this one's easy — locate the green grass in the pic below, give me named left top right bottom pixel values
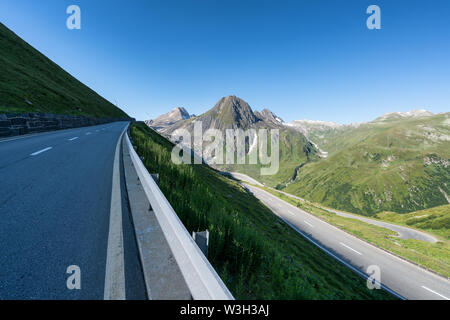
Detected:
left=261, top=186, right=450, bottom=278
left=0, top=22, right=129, bottom=118
left=284, top=114, right=450, bottom=215
left=219, top=128, right=316, bottom=187
left=377, top=205, right=450, bottom=240
left=130, top=122, right=393, bottom=300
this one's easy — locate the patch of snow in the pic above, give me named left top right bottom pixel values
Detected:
left=248, top=132, right=258, bottom=154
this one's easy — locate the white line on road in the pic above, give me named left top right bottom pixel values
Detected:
left=304, top=220, right=314, bottom=228
left=104, top=124, right=128, bottom=300
left=30, top=147, right=53, bottom=156
left=339, top=242, right=362, bottom=255
left=68, top=137, right=79, bottom=141
left=421, top=286, right=450, bottom=300
left=278, top=217, right=404, bottom=299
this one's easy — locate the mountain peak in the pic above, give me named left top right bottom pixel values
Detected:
left=170, top=107, right=191, bottom=120
left=147, top=106, right=191, bottom=129
left=255, top=108, right=284, bottom=125
left=209, top=95, right=257, bottom=129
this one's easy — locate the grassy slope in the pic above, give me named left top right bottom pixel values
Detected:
left=377, top=204, right=450, bottom=240
left=0, top=23, right=129, bottom=118
left=130, top=122, right=392, bottom=300
left=262, top=187, right=450, bottom=277
left=285, top=114, right=450, bottom=215
left=220, top=128, right=317, bottom=187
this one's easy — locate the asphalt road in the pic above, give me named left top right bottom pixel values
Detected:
left=244, top=183, right=450, bottom=300
left=0, top=122, right=146, bottom=299
left=273, top=188, right=438, bottom=243
left=228, top=172, right=437, bottom=242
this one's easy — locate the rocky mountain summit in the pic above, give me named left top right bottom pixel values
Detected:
left=145, top=107, right=191, bottom=131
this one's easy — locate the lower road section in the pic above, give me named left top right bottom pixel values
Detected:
left=244, top=184, right=450, bottom=300
left=0, top=122, right=146, bottom=299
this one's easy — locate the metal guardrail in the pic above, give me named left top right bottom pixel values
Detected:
left=125, top=132, right=234, bottom=300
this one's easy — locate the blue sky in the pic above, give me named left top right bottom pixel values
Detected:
left=1, top=0, right=449, bottom=123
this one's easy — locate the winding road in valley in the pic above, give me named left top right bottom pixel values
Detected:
left=243, top=183, right=450, bottom=300
left=229, top=172, right=437, bottom=242
left=273, top=188, right=438, bottom=243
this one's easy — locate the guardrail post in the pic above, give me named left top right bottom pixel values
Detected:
left=192, top=230, right=209, bottom=258
left=151, top=173, right=159, bottom=185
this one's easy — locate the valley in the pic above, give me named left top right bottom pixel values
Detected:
left=257, top=184, right=450, bottom=278
left=148, top=101, right=449, bottom=217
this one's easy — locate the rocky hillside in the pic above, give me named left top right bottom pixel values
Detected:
left=285, top=112, right=450, bottom=215
left=145, top=107, right=191, bottom=131
left=148, top=95, right=319, bottom=186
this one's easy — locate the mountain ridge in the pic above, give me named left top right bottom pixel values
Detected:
left=147, top=95, right=319, bottom=186
left=0, top=22, right=129, bottom=119
left=285, top=112, right=450, bottom=215
left=147, top=100, right=449, bottom=215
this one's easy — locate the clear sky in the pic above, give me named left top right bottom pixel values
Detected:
left=1, top=0, right=449, bottom=123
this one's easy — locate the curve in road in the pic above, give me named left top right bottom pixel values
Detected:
left=274, top=189, right=438, bottom=243
left=225, top=172, right=437, bottom=243
left=243, top=183, right=450, bottom=300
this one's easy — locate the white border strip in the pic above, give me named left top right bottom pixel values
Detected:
left=125, top=131, right=233, bottom=300
left=421, top=286, right=450, bottom=300
left=104, top=124, right=128, bottom=300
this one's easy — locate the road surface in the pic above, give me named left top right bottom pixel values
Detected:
left=244, top=183, right=450, bottom=300
left=226, top=171, right=436, bottom=243
left=0, top=122, right=146, bottom=299
left=273, top=188, right=438, bottom=243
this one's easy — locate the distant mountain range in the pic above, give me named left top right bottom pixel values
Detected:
left=147, top=96, right=319, bottom=186
left=287, top=110, right=449, bottom=215
left=147, top=97, right=449, bottom=215
left=374, top=109, right=435, bottom=122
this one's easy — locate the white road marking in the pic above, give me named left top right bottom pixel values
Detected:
left=421, top=286, right=450, bottom=300
left=68, top=137, right=79, bottom=141
left=104, top=125, right=128, bottom=300
left=287, top=210, right=295, bottom=216
left=0, top=127, right=82, bottom=144
left=277, top=217, right=405, bottom=299
left=339, top=242, right=362, bottom=255
left=30, top=147, right=52, bottom=156
left=304, top=220, right=314, bottom=228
